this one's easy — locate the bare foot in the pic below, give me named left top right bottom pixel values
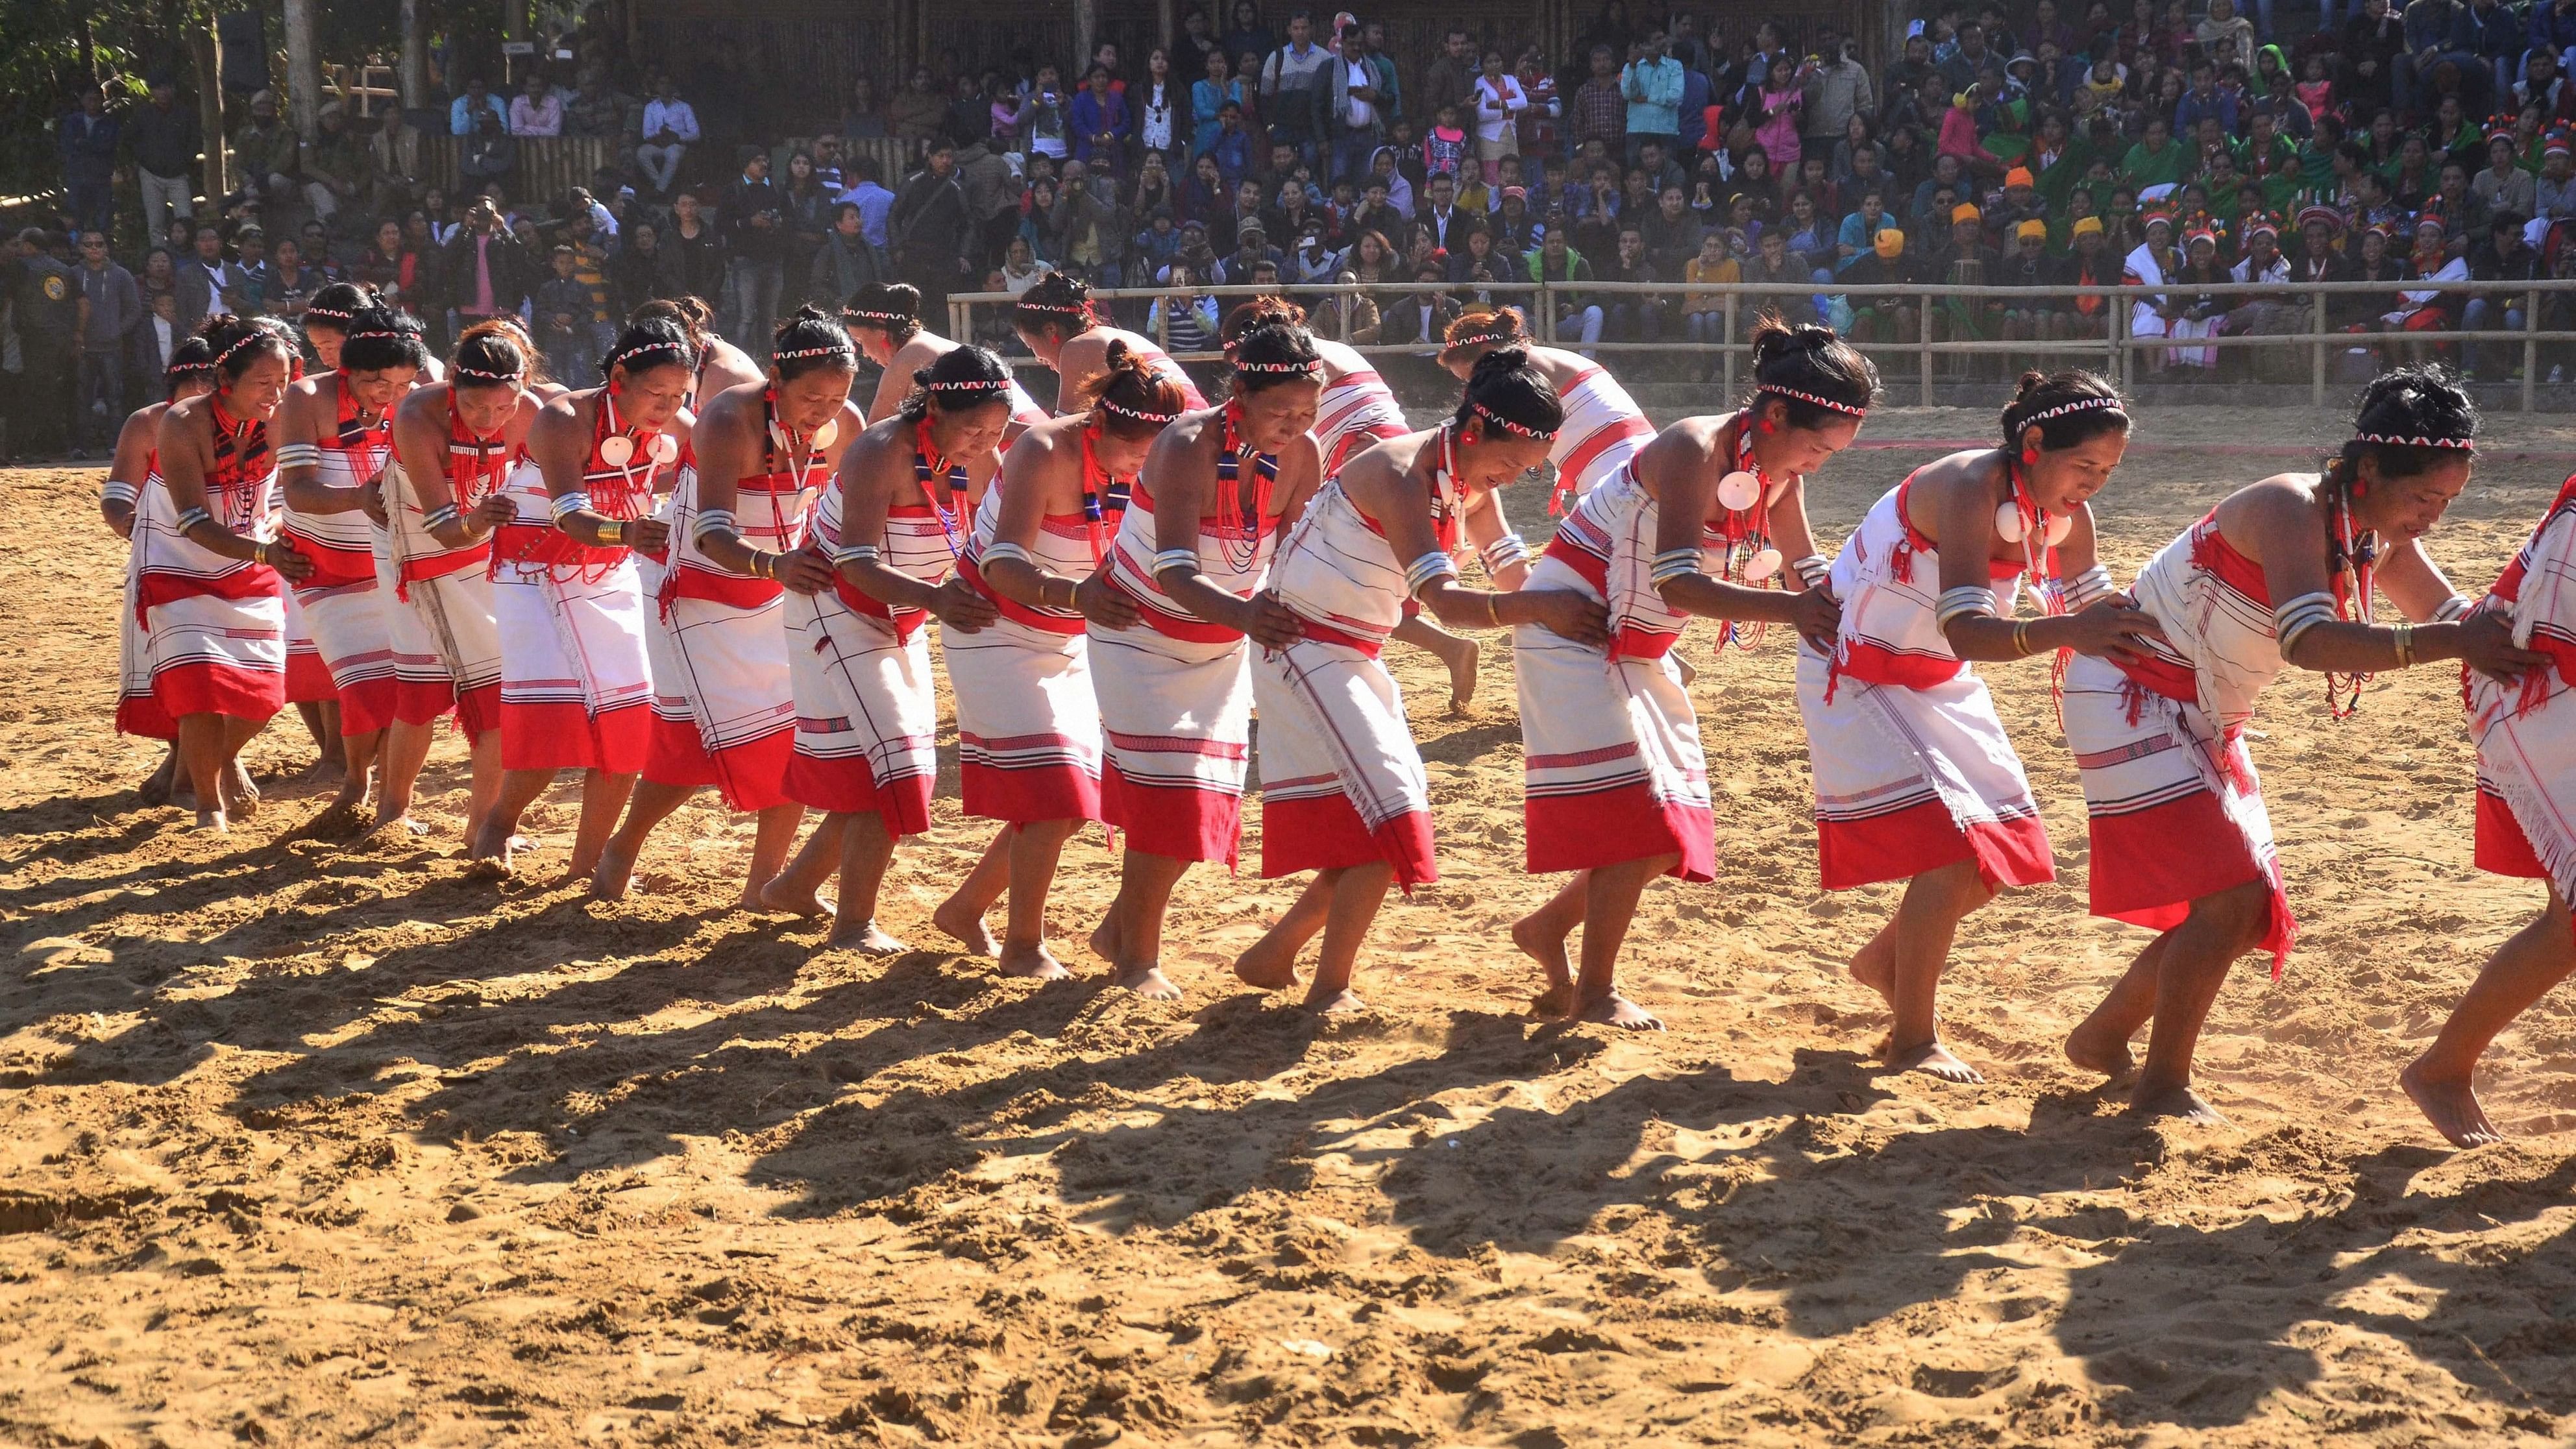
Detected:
left=2065, top=1017, right=2137, bottom=1079
left=1000, top=939, right=1070, bottom=980
left=223, top=760, right=262, bottom=819
left=1887, top=1040, right=1984, bottom=1084
left=299, top=755, right=344, bottom=788
left=138, top=751, right=178, bottom=807
left=752, top=876, right=835, bottom=918
left=2401, top=1060, right=2501, bottom=1148
left=1528, top=980, right=1577, bottom=1019
left=589, top=842, right=639, bottom=901
left=1578, top=990, right=1663, bottom=1030
left=1440, top=634, right=1481, bottom=714
left=933, top=895, right=1001, bottom=956
left=1305, top=985, right=1367, bottom=1014
left=1088, top=914, right=1123, bottom=965
left=357, top=813, right=432, bottom=843
left=308, top=792, right=371, bottom=839
left=1848, top=949, right=1895, bottom=1006
left=826, top=919, right=907, bottom=955
left=2129, top=1084, right=2230, bottom=1126
left=464, top=821, right=519, bottom=879
left=1233, top=936, right=1301, bottom=992
left=191, top=807, right=229, bottom=834
left=1112, top=964, right=1182, bottom=1001
left=1510, top=913, right=1575, bottom=990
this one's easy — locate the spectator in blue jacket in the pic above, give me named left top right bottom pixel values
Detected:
left=58, top=88, right=119, bottom=238
left=2533, top=0, right=2576, bottom=79
left=1070, top=66, right=1129, bottom=171
left=448, top=77, right=509, bottom=136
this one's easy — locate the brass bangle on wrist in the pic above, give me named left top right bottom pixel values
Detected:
left=597, top=518, right=624, bottom=547
left=2392, top=620, right=2416, bottom=668
left=2011, top=620, right=2033, bottom=658
left=1484, top=591, right=1501, bottom=628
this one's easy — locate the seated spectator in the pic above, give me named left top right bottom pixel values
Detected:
left=1527, top=226, right=1600, bottom=351
left=1841, top=225, right=1920, bottom=345
left=460, top=106, right=519, bottom=189
left=448, top=77, right=508, bottom=136
left=231, top=89, right=302, bottom=218
left=511, top=70, right=564, bottom=137
left=637, top=77, right=700, bottom=197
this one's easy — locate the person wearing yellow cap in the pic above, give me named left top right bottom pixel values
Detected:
left=2065, top=214, right=2121, bottom=331
left=1929, top=201, right=2002, bottom=375
left=1999, top=216, right=2070, bottom=345
left=1839, top=224, right=1919, bottom=345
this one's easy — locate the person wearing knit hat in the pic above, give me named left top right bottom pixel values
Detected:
left=1931, top=197, right=2004, bottom=368
left=1840, top=223, right=1920, bottom=345
left=2070, top=215, right=2104, bottom=239
left=1952, top=201, right=1981, bottom=225
left=2000, top=213, right=2068, bottom=343
left=1876, top=227, right=1905, bottom=258
left=2124, top=209, right=2182, bottom=370
left=2222, top=215, right=2301, bottom=375
left=2004, top=167, right=2035, bottom=192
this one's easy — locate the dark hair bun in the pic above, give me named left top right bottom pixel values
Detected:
left=2002, top=369, right=2129, bottom=452
left=1454, top=345, right=1565, bottom=439
left=1747, top=311, right=1878, bottom=428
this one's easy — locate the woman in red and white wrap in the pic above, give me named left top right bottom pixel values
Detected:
left=104, top=338, right=218, bottom=803
left=473, top=316, right=695, bottom=879
left=1009, top=270, right=1209, bottom=415
left=1222, top=297, right=1486, bottom=711
left=1798, top=371, right=2165, bottom=1084
left=2410, top=445, right=2576, bottom=1146
left=591, top=306, right=864, bottom=910
left=380, top=320, right=544, bottom=849
left=840, top=281, right=1051, bottom=436
left=278, top=291, right=371, bottom=781
left=1517, top=320, right=1872, bottom=1029
left=1436, top=305, right=1652, bottom=517
left=137, top=315, right=302, bottom=831
left=1234, top=348, right=1598, bottom=1015
left=787, top=345, right=1012, bottom=952
left=938, top=343, right=1188, bottom=984
left=1085, top=321, right=1324, bottom=997
left=2045, top=369, right=2527, bottom=1124
left=275, top=302, right=433, bottom=834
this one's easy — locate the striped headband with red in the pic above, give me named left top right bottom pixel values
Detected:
left=1234, top=359, right=1318, bottom=375
left=2357, top=432, right=2475, bottom=449
left=1471, top=400, right=1558, bottom=441
left=1018, top=300, right=1092, bottom=314
left=169, top=358, right=217, bottom=374
left=609, top=339, right=692, bottom=369
left=306, top=306, right=357, bottom=322
left=924, top=378, right=1011, bottom=392
left=842, top=308, right=911, bottom=323
left=456, top=365, right=522, bottom=381
left=214, top=331, right=275, bottom=365
left=1761, top=386, right=1869, bottom=417
left=2024, top=395, right=2125, bottom=423
left=344, top=330, right=410, bottom=343
left=1099, top=397, right=1183, bottom=423
left=774, top=343, right=852, bottom=361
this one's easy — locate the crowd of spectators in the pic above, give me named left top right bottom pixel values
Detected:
left=14, top=0, right=2576, bottom=458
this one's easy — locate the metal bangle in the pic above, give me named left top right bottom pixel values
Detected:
left=2012, top=620, right=2033, bottom=658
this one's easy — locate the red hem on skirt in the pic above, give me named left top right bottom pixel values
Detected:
left=1261, top=792, right=1438, bottom=888
left=783, top=751, right=933, bottom=835
left=961, top=760, right=1104, bottom=825
left=1820, top=799, right=2054, bottom=890
left=2477, top=788, right=2551, bottom=879
left=1527, top=783, right=1715, bottom=881
left=336, top=675, right=399, bottom=738
left=117, top=693, right=178, bottom=741
left=392, top=676, right=456, bottom=729
left=1102, top=763, right=1239, bottom=866
left=2087, top=792, right=2263, bottom=921
left=154, top=661, right=284, bottom=722
left=502, top=700, right=598, bottom=772
left=646, top=717, right=792, bottom=813
left=455, top=683, right=501, bottom=744
left=284, top=648, right=336, bottom=704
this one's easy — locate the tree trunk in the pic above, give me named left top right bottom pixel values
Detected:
left=1074, top=0, right=1096, bottom=79
left=284, top=0, right=321, bottom=141
left=400, top=0, right=430, bottom=109
left=193, top=14, right=230, bottom=202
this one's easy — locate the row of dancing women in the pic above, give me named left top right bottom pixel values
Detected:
left=102, top=270, right=2576, bottom=1145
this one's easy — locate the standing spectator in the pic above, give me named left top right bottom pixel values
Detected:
left=782, top=151, right=835, bottom=304
left=809, top=202, right=887, bottom=302
left=637, top=78, right=701, bottom=197
left=509, top=69, right=564, bottom=136
left=946, top=74, right=994, bottom=150
left=610, top=220, right=667, bottom=315
left=1471, top=50, right=1528, bottom=186
left=1072, top=64, right=1132, bottom=171
left=1012, top=65, right=1073, bottom=162
left=73, top=231, right=138, bottom=454
left=1423, top=28, right=1478, bottom=127
left=1137, top=48, right=1187, bottom=169
left=1180, top=6, right=1225, bottom=77
left=658, top=189, right=729, bottom=302
left=888, top=64, right=948, bottom=152
left=442, top=195, right=532, bottom=339
left=174, top=223, right=230, bottom=334
left=535, top=245, right=595, bottom=385
left=448, top=77, right=508, bottom=136
left=1194, top=48, right=1243, bottom=156
left=352, top=217, right=413, bottom=304
left=228, top=228, right=273, bottom=315
left=129, top=291, right=181, bottom=401
left=1260, top=10, right=1331, bottom=167
left=1515, top=51, right=1562, bottom=158
left=889, top=137, right=974, bottom=320
left=125, top=77, right=201, bottom=243
left=1330, top=22, right=1393, bottom=186
left=266, top=236, right=318, bottom=324
left=721, top=149, right=787, bottom=352
left=839, top=156, right=897, bottom=250
left=1223, top=0, right=1277, bottom=67
left=1803, top=34, right=1876, bottom=165
left=231, top=90, right=302, bottom=219
left=1619, top=32, right=1683, bottom=163
left=13, top=230, right=79, bottom=457
left=1571, top=45, right=1626, bottom=158
left=363, top=106, right=427, bottom=221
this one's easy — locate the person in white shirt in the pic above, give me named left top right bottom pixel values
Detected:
left=1471, top=49, right=1528, bottom=185
left=637, top=79, right=700, bottom=196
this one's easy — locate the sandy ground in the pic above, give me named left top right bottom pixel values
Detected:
left=7, top=404, right=2576, bottom=1447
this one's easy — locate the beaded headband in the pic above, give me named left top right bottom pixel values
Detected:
left=214, top=330, right=277, bottom=365
left=306, top=306, right=356, bottom=322
left=343, top=329, right=411, bottom=343
left=2357, top=432, right=2475, bottom=449
left=1445, top=328, right=1518, bottom=349
left=168, top=358, right=217, bottom=374
left=1470, top=400, right=1558, bottom=440
left=609, top=339, right=691, bottom=370
left=2023, top=395, right=2126, bottom=424
left=774, top=343, right=853, bottom=361
left=1018, top=300, right=1092, bottom=314
left=456, top=364, right=522, bottom=381
left=1234, top=359, right=1319, bottom=375
left=842, top=308, right=911, bottom=323
left=1760, top=385, right=1869, bottom=417
left=1099, top=397, right=1183, bottom=423
left=923, top=378, right=1011, bottom=392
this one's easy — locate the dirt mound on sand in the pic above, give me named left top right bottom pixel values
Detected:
left=7, top=405, right=2576, bottom=1445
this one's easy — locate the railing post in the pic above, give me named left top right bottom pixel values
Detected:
left=1539, top=282, right=1557, bottom=345
left=1919, top=292, right=1934, bottom=408
left=2105, top=289, right=2122, bottom=388
left=1156, top=292, right=1171, bottom=352
left=1338, top=285, right=1352, bottom=343
left=2526, top=286, right=2541, bottom=414
left=2311, top=286, right=2327, bottom=409
left=950, top=295, right=970, bottom=345
left=1723, top=290, right=1738, bottom=400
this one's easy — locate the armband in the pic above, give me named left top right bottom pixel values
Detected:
left=421, top=503, right=461, bottom=533
left=173, top=505, right=212, bottom=535
left=1152, top=547, right=1200, bottom=579
left=2272, top=590, right=2338, bottom=655
left=101, top=480, right=138, bottom=509
left=982, top=540, right=1035, bottom=569
left=1649, top=546, right=1702, bottom=586
left=1405, top=550, right=1460, bottom=598
left=833, top=542, right=881, bottom=566
left=272, top=441, right=323, bottom=472
left=2433, top=594, right=2472, bottom=624
left=691, top=507, right=739, bottom=544
left=1478, top=531, right=1529, bottom=574
left=2061, top=563, right=2113, bottom=611
left=595, top=518, right=626, bottom=547
left=550, top=491, right=592, bottom=520
left=1790, top=554, right=1832, bottom=590
left=1935, top=585, right=1998, bottom=626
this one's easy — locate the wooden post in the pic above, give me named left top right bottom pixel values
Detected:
left=1160, top=0, right=1177, bottom=48
left=1075, top=0, right=1099, bottom=78
left=2526, top=286, right=2541, bottom=413
left=1919, top=291, right=1933, bottom=407
left=1721, top=291, right=1737, bottom=398
left=284, top=0, right=321, bottom=141
left=2311, top=286, right=2327, bottom=408
left=2107, top=287, right=2124, bottom=388
left=400, top=0, right=430, bottom=109
left=193, top=15, right=230, bottom=203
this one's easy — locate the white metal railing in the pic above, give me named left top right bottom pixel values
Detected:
left=949, top=277, right=2576, bottom=412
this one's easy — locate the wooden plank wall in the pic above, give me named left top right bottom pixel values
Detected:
left=422, top=136, right=624, bottom=212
